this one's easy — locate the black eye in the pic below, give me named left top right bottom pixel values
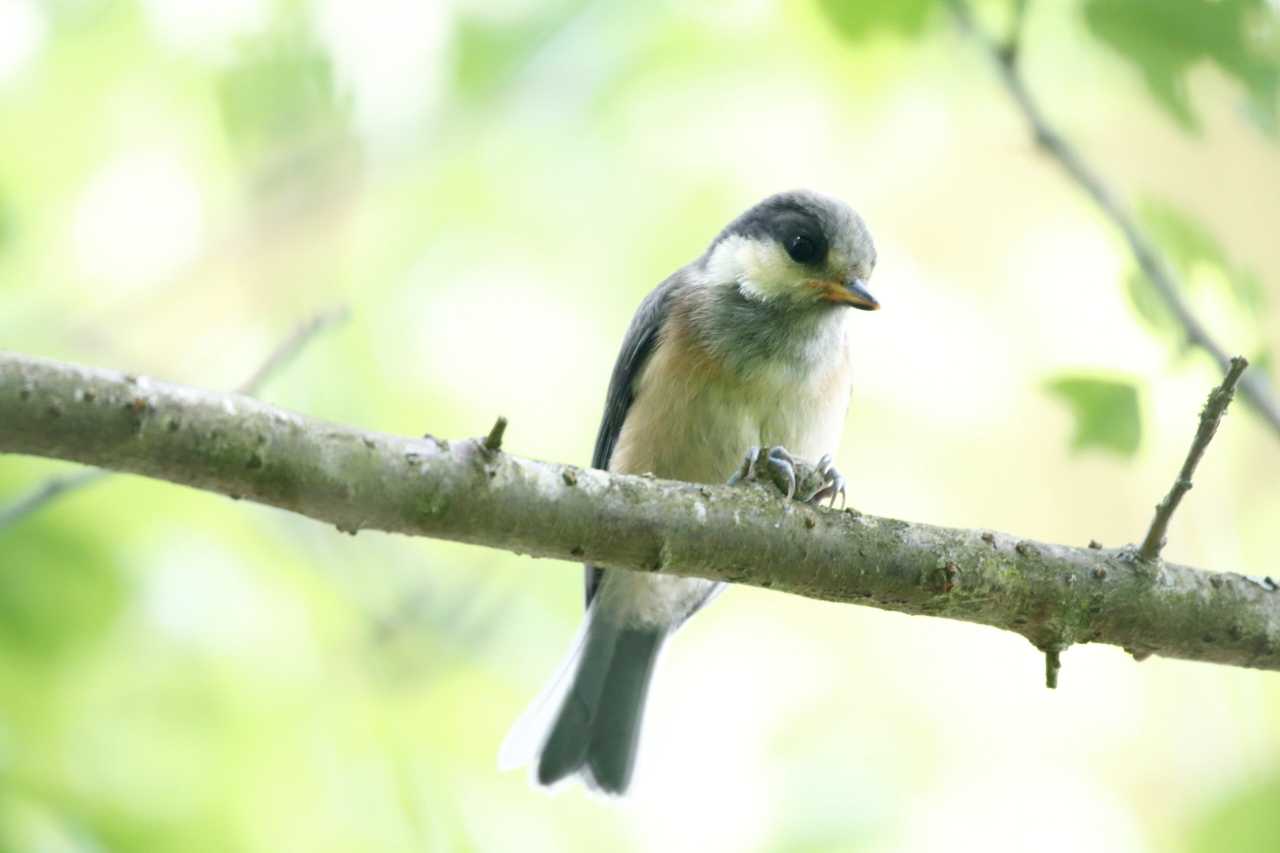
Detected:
left=786, top=233, right=821, bottom=264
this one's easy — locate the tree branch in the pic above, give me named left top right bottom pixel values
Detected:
left=0, top=308, right=347, bottom=530
left=1139, top=356, right=1248, bottom=561
left=2, top=351, right=1277, bottom=675
left=945, top=0, right=1280, bottom=437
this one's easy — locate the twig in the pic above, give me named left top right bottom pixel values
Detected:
left=0, top=469, right=108, bottom=529
left=999, top=0, right=1030, bottom=66
left=945, top=0, right=1280, bottom=437
left=482, top=415, right=509, bottom=455
left=1139, top=356, right=1249, bottom=561
left=1044, top=645, right=1061, bottom=689
left=236, top=307, right=349, bottom=395
left=2, top=351, right=1278, bottom=673
left=0, top=308, right=347, bottom=531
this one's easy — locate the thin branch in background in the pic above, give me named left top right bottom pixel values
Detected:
left=945, top=0, right=1280, bottom=437
left=236, top=307, right=349, bottom=395
left=1139, top=356, right=1248, bottom=562
left=0, top=307, right=349, bottom=531
left=999, top=0, right=1030, bottom=64
left=0, top=469, right=108, bottom=529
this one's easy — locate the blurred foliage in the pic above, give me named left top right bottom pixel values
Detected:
left=1126, top=200, right=1271, bottom=363
left=0, top=518, right=122, bottom=661
left=217, top=26, right=351, bottom=169
left=817, top=0, right=938, bottom=41
left=0, top=189, right=12, bottom=255
left=1083, top=0, right=1280, bottom=134
left=452, top=3, right=582, bottom=100
left=1188, top=769, right=1280, bottom=853
left=1044, top=376, right=1142, bottom=456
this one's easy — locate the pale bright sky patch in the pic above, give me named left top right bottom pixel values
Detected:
left=142, top=535, right=314, bottom=671
left=621, top=72, right=844, bottom=194
left=857, top=87, right=953, bottom=197
left=140, top=0, right=268, bottom=58
left=855, top=242, right=1021, bottom=426
left=624, top=614, right=836, bottom=851
left=681, top=0, right=776, bottom=32
left=451, top=0, right=542, bottom=25
left=0, top=0, right=46, bottom=84
left=400, top=253, right=606, bottom=423
left=897, top=770, right=1149, bottom=853
left=71, top=149, right=206, bottom=288
left=1005, top=221, right=1163, bottom=373
left=313, top=0, right=450, bottom=143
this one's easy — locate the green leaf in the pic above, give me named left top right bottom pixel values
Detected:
left=817, top=0, right=937, bottom=41
left=217, top=26, right=352, bottom=167
left=0, top=519, right=123, bottom=662
left=1140, top=199, right=1269, bottom=309
left=1188, top=767, right=1280, bottom=853
left=1082, top=0, right=1280, bottom=133
left=1044, top=375, right=1142, bottom=456
left=1124, top=268, right=1179, bottom=337
left=1253, top=347, right=1274, bottom=378
left=1139, top=200, right=1229, bottom=270
left=451, top=2, right=588, bottom=100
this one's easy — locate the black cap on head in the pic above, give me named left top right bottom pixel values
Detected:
left=710, top=190, right=874, bottom=274
left=716, top=192, right=831, bottom=266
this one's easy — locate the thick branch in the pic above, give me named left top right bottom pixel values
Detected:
left=1140, top=356, right=1248, bottom=561
left=0, top=308, right=346, bottom=529
left=2, top=351, right=1278, bottom=672
left=946, top=0, right=1280, bottom=437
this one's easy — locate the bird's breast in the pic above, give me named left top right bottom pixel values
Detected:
left=609, top=311, right=853, bottom=485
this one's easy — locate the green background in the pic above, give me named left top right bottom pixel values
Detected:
left=1, top=1, right=1279, bottom=850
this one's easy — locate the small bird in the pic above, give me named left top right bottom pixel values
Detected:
left=502, top=190, right=878, bottom=794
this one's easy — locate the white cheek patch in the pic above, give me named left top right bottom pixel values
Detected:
left=702, top=235, right=805, bottom=303
left=698, top=235, right=749, bottom=287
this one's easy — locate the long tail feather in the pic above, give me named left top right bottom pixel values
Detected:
left=507, top=607, right=663, bottom=795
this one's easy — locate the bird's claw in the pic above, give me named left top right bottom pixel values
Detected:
left=810, top=453, right=847, bottom=508
left=729, top=446, right=844, bottom=506
left=728, top=445, right=796, bottom=498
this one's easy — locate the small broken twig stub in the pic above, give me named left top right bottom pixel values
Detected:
left=482, top=415, right=509, bottom=454
left=1139, top=356, right=1248, bottom=562
left=1044, top=645, right=1063, bottom=689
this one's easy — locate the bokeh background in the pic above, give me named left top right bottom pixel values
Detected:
left=2, top=0, right=1279, bottom=850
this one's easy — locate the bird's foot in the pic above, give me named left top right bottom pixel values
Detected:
left=728, top=446, right=845, bottom=507
left=809, top=454, right=847, bottom=508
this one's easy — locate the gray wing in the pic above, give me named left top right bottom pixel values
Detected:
left=584, top=274, right=682, bottom=606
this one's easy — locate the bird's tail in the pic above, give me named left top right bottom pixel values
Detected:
left=500, top=605, right=664, bottom=795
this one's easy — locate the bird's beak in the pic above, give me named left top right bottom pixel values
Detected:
left=822, top=277, right=878, bottom=311
left=843, top=278, right=879, bottom=311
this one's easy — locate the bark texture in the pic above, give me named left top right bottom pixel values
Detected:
left=3, top=351, right=1278, bottom=674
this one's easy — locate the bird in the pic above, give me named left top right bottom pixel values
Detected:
left=501, top=189, right=879, bottom=795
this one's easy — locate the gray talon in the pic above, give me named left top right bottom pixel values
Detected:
left=729, top=445, right=843, bottom=507
left=767, top=446, right=795, bottom=466
left=728, top=446, right=761, bottom=486
left=809, top=459, right=847, bottom=508
left=764, top=448, right=797, bottom=499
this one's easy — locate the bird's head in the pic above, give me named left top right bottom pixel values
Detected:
left=701, top=190, right=878, bottom=312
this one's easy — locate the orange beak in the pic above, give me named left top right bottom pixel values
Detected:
left=816, top=278, right=879, bottom=311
